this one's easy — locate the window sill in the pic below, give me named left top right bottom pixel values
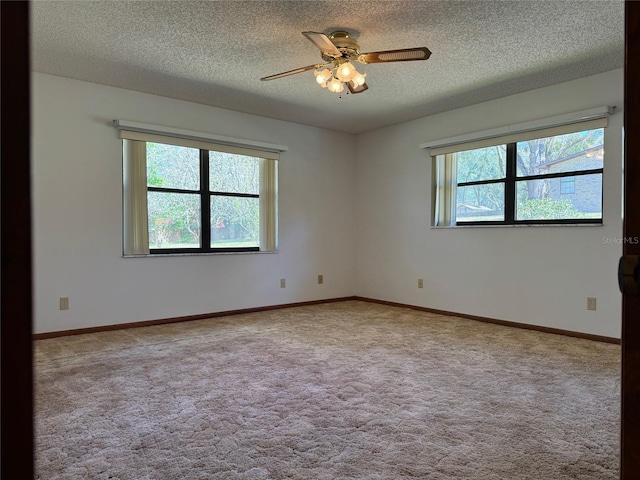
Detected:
left=430, top=223, right=604, bottom=229
left=123, top=250, right=278, bottom=258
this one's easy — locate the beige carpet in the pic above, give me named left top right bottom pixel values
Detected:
left=34, top=300, right=620, bottom=479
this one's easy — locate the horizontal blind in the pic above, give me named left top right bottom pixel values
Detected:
left=429, top=118, right=608, bottom=157
left=119, top=130, right=280, bottom=160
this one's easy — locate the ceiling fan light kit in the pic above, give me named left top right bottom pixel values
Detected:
left=261, top=30, right=431, bottom=97
left=313, top=60, right=367, bottom=95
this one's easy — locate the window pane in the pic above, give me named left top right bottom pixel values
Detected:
left=210, top=153, right=259, bottom=195
left=148, top=192, right=201, bottom=249
left=516, top=174, right=602, bottom=221
left=456, top=145, right=506, bottom=183
left=560, top=177, right=575, bottom=194
left=516, top=129, right=604, bottom=177
left=210, top=196, right=259, bottom=248
left=456, top=183, right=505, bottom=222
left=146, top=142, right=200, bottom=190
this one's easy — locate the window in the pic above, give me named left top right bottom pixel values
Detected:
left=146, top=143, right=263, bottom=252
left=560, top=177, right=575, bottom=195
left=455, top=145, right=507, bottom=223
left=432, top=118, right=605, bottom=226
left=120, top=125, right=281, bottom=255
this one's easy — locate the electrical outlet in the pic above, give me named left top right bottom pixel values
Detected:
left=418, top=278, right=424, bottom=289
left=59, top=297, right=69, bottom=310
left=280, top=278, right=286, bottom=288
left=318, top=274, right=324, bottom=285
left=587, top=297, right=597, bottom=311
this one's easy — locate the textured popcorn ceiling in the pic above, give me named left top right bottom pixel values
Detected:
left=31, top=0, right=624, bottom=134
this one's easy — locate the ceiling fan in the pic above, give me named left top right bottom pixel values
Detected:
left=260, top=31, right=431, bottom=95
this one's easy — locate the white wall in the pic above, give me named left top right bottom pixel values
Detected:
left=32, top=73, right=357, bottom=333
left=33, top=70, right=625, bottom=338
left=355, top=69, right=624, bottom=339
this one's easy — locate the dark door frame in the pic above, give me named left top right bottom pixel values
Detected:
left=621, top=2, right=640, bottom=478
left=0, top=1, right=34, bottom=479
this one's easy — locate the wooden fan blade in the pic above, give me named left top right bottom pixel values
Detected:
left=302, top=31, right=341, bottom=56
left=359, top=47, right=431, bottom=64
left=260, top=64, right=319, bottom=81
left=347, top=81, right=369, bottom=94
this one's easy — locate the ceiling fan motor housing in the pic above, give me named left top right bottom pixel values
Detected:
left=322, top=31, right=360, bottom=62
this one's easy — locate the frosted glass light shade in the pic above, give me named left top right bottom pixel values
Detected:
left=314, top=68, right=332, bottom=85
left=335, top=62, right=357, bottom=82
left=352, top=72, right=367, bottom=86
left=327, top=77, right=344, bottom=93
